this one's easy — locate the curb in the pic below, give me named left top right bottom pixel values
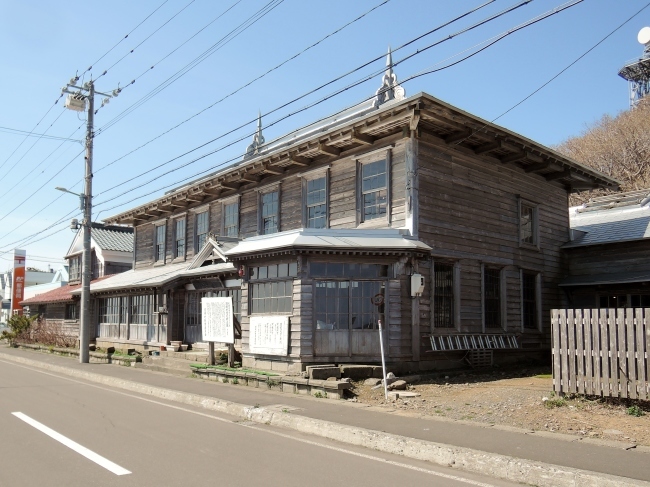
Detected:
left=1, top=351, right=648, bottom=487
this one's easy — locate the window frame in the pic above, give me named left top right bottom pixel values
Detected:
left=248, top=262, right=297, bottom=315
left=518, top=197, right=539, bottom=249
left=154, top=223, right=166, bottom=263
left=173, top=217, right=186, bottom=260
left=520, top=269, right=542, bottom=332
left=482, top=265, right=506, bottom=331
left=221, top=196, right=240, bottom=237
left=356, top=149, right=391, bottom=226
left=430, top=259, right=461, bottom=331
left=300, top=166, right=329, bottom=229
left=258, top=185, right=281, bottom=235
left=65, top=303, right=78, bottom=320
left=194, top=209, right=210, bottom=252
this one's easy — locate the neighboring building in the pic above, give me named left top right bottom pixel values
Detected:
left=65, top=222, right=134, bottom=284
left=90, top=55, right=617, bottom=372
left=23, top=266, right=69, bottom=301
left=1, top=267, right=64, bottom=322
left=561, top=189, right=650, bottom=308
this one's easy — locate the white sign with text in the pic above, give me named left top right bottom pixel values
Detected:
left=201, top=297, right=234, bottom=343
left=249, top=316, right=289, bottom=355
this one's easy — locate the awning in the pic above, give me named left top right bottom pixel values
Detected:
left=559, top=271, right=650, bottom=287
left=225, top=228, right=432, bottom=257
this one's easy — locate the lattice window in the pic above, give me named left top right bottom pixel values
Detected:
left=306, top=176, right=326, bottom=229
left=361, top=159, right=387, bottom=221
left=175, top=219, right=185, bottom=258
left=522, top=272, right=537, bottom=329
left=196, top=211, right=209, bottom=250
left=223, top=202, right=239, bottom=237
left=261, top=191, right=279, bottom=235
left=433, top=262, right=454, bottom=329
left=484, top=268, right=501, bottom=329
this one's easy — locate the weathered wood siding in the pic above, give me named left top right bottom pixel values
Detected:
left=135, top=223, right=154, bottom=268
left=417, top=135, right=569, bottom=347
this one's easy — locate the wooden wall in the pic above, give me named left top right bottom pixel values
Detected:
left=416, top=134, right=570, bottom=347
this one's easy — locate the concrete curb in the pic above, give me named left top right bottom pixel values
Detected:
left=1, top=351, right=648, bottom=487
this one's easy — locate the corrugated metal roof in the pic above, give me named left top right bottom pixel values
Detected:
left=559, top=270, right=650, bottom=287
left=565, top=204, right=650, bottom=248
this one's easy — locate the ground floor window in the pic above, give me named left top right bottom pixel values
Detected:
left=250, top=281, right=292, bottom=314
left=315, top=280, right=384, bottom=330
left=600, top=294, right=650, bottom=308
left=65, top=303, right=78, bottom=320
left=484, top=268, right=501, bottom=329
left=521, top=272, right=538, bottom=330
left=433, top=262, right=454, bottom=329
left=99, top=297, right=123, bottom=324
left=131, top=295, right=152, bottom=325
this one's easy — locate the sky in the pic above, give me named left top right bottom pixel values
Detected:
left=0, top=0, right=648, bottom=273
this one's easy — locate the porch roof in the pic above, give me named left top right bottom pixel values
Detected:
left=559, top=270, right=650, bottom=287
left=73, top=261, right=236, bottom=294
left=225, top=228, right=432, bottom=258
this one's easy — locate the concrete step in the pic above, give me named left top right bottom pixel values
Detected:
left=133, top=362, right=194, bottom=377
left=141, top=356, right=200, bottom=371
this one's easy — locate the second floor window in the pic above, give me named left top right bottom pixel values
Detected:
left=155, top=225, right=165, bottom=262
left=361, top=159, right=387, bottom=221
left=261, top=190, right=279, bottom=234
left=306, top=176, right=327, bottom=229
left=69, top=256, right=81, bottom=281
left=520, top=202, right=538, bottom=246
left=175, top=219, right=185, bottom=258
left=196, top=211, right=209, bottom=251
left=223, top=202, right=239, bottom=237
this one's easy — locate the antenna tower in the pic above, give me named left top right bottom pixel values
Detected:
left=618, top=27, right=650, bottom=108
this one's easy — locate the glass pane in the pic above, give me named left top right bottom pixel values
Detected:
left=258, top=266, right=267, bottom=279
left=289, top=261, right=298, bottom=277
left=268, top=264, right=278, bottom=278
left=328, top=263, right=344, bottom=277
left=278, top=263, right=288, bottom=277
left=311, top=262, right=327, bottom=277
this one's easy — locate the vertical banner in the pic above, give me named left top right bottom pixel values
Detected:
left=11, top=249, right=26, bottom=315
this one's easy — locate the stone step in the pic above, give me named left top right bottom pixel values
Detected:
left=133, top=363, right=193, bottom=377
left=141, top=356, right=201, bottom=372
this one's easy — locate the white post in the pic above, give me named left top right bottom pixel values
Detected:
left=378, top=319, right=388, bottom=400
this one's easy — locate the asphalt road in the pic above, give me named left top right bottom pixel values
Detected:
left=0, top=359, right=525, bottom=487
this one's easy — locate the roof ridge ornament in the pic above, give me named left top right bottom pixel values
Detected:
left=374, top=47, right=405, bottom=108
left=244, top=111, right=265, bottom=160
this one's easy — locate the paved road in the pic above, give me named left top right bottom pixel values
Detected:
left=0, top=360, right=522, bottom=487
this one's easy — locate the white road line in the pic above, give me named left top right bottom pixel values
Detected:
left=3, top=360, right=498, bottom=486
left=11, top=412, right=131, bottom=476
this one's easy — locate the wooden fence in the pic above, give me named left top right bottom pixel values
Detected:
left=551, top=308, right=649, bottom=400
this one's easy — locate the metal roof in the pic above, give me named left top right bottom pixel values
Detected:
left=559, top=270, right=650, bottom=287
left=225, top=228, right=432, bottom=257
left=91, top=224, right=134, bottom=252
left=565, top=192, right=650, bottom=248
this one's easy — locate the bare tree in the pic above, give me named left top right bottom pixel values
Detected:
left=555, top=98, right=650, bottom=205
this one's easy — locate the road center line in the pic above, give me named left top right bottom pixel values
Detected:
left=11, top=412, right=131, bottom=476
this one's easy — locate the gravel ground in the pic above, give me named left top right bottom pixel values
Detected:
left=350, top=367, right=650, bottom=446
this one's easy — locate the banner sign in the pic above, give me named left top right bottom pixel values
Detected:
left=249, top=316, right=289, bottom=356
left=11, top=249, right=26, bottom=315
left=201, top=297, right=234, bottom=343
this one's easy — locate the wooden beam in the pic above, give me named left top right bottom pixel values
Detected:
left=289, top=155, right=310, bottom=166
left=316, top=143, right=340, bottom=157
left=263, top=164, right=285, bottom=175
left=569, top=182, right=597, bottom=191
left=409, top=109, right=421, bottom=132
left=202, top=186, right=222, bottom=196
left=474, top=139, right=502, bottom=155
left=524, top=161, right=552, bottom=173
left=350, top=129, right=374, bottom=145
left=444, top=130, right=472, bottom=145
left=185, top=194, right=204, bottom=203
left=220, top=181, right=241, bottom=191
left=545, top=169, right=572, bottom=181
left=239, top=172, right=261, bottom=183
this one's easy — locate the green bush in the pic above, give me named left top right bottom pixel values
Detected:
left=627, top=405, right=645, bottom=417
left=1, top=314, right=38, bottom=346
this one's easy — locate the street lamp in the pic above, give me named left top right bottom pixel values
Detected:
left=55, top=187, right=86, bottom=212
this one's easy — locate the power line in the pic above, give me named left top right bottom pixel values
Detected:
left=94, top=0, right=583, bottom=217
left=96, top=0, right=285, bottom=134
left=94, top=0, right=396, bottom=176
left=96, top=0, right=523, bottom=197
left=94, top=0, right=200, bottom=82
left=0, top=126, right=82, bottom=142
left=80, top=0, right=171, bottom=78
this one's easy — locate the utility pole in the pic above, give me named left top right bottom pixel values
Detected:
left=62, top=76, right=117, bottom=363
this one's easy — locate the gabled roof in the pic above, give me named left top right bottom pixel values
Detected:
left=66, top=223, right=133, bottom=257
left=565, top=189, right=650, bottom=248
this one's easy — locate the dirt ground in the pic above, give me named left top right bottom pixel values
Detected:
left=350, top=366, right=650, bottom=446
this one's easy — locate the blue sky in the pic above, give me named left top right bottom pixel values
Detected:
left=0, top=0, right=648, bottom=272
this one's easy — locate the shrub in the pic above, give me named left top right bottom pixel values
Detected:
left=1, top=314, right=37, bottom=346
left=627, top=405, right=645, bottom=417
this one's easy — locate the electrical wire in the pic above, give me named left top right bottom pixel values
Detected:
left=94, top=0, right=583, bottom=216
left=96, top=0, right=285, bottom=134
left=95, top=0, right=527, bottom=197
left=0, top=126, right=82, bottom=142
left=94, top=0, right=398, bottom=176
left=94, top=0, right=200, bottom=82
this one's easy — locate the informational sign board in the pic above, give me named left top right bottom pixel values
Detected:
left=11, top=249, right=26, bottom=315
left=201, top=297, right=234, bottom=343
left=249, top=316, right=289, bottom=356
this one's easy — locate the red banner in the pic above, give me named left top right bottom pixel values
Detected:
left=11, top=249, right=26, bottom=315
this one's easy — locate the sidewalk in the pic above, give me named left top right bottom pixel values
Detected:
left=1, top=345, right=647, bottom=487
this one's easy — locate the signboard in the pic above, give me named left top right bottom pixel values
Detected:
left=11, top=249, right=26, bottom=315
left=201, top=297, right=234, bottom=343
left=249, top=316, right=289, bottom=356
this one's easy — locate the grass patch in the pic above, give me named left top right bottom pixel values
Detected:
left=189, top=363, right=279, bottom=376
left=534, top=373, right=552, bottom=379
left=627, top=405, right=645, bottom=417
left=544, top=397, right=567, bottom=409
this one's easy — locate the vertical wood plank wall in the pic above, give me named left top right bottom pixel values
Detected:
left=417, top=135, right=569, bottom=344
left=552, top=308, right=649, bottom=399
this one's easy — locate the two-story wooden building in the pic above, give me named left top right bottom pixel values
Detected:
left=92, top=59, right=618, bottom=372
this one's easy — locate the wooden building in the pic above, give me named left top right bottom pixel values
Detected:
left=95, top=56, right=618, bottom=372
left=562, top=189, right=650, bottom=309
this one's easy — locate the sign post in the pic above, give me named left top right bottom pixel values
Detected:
left=201, top=296, right=235, bottom=366
left=11, top=250, right=26, bottom=316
